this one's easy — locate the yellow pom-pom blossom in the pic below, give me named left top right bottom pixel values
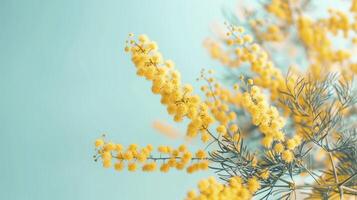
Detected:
left=94, top=139, right=104, bottom=148
left=285, top=135, right=302, bottom=151
left=273, top=142, right=284, bottom=153
left=281, top=150, right=294, bottom=163
left=259, top=169, right=270, bottom=180
left=266, top=0, right=293, bottom=23
left=247, top=177, right=261, bottom=193
left=216, top=125, right=227, bottom=135
left=128, top=162, right=137, bottom=172
left=142, top=162, right=157, bottom=172
left=114, top=162, right=124, bottom=171
left=103, top=159, right=111, bottom=168
left=195, top=149, right=206, bottom=159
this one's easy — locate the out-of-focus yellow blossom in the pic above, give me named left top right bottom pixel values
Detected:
left=185, top=176, right=254, bottom=200
left=352, top=0, right=357, bottom=13
left=152, top=120, right=182, bottom=139
left=266, top=0, right=293, bottom=23
left=95, top=139, right=104, bottom=148
left=206, top=25, right=286, bottom=101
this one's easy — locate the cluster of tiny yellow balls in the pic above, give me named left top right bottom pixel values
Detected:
left=242, top=83, right=285, bottom=148
left=157, top=145, right=209, bottom=173
left=125, top=34, right=215, bottom=142
left=185, top=176, right=260, bottom=200
left=240, top=81, right=303, bottom=163
left=199, top=71, right=240, bottom=140
left=206, top=0, right=357, bottom=101
left=95, top=139, right=153, bottom=171
left=240, top=79, right=302, bottom=163
left=266, top=0, right=293, bottom=23
left=94, top=138, right=209, bottom=173
left=228, top=25, right=287, bottom=102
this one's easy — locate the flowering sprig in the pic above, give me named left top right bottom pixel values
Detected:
left=92, top=1, right=357, bottom=199
left=94, top=136, right=209, bottom=173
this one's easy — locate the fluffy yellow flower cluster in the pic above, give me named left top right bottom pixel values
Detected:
left=186, top=149, right=209, bottom=173
left=200, top=73, right=240, bottom=138
left=297, top=7, right=357, bottom=81
left=326, top=9, right=350, bottom=37
left=203, top=81, right=235, bottom=126
left=238, top=80, right=303, bottom=163
left=298, top=16, right=347, bottom=62
left=271, top=137, right=301, bottom=164
left=206, top=0, right=357, bottom=96
left=231, top=27, right=286, bottom=101
left=125, top=34, right=215, bottom=141
left=241, top=84, right=285, bottom=148
left=185, top=176, right=260, bottom=200
left=203, top=39, right=239, bottom=67
left=94, top=138, right=209, bottom=173
left=274, top=130, right=302, bottom=164
left=206, top=25, right=286, bottom=101
left=265, top=0, right=292, bottom=23
left=157, top=145, right=209, bottom=173
left=252, top=23, right=285, bottom=42
left=352, top=0, right=357, bottom=13
left=95, top=138, right=153, bottom=171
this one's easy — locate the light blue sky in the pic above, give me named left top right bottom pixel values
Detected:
left=0, top=0, right=233, bottom=199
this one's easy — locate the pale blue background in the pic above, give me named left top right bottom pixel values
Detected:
left=1, top=1, right=347, bottom=200
left=0, top=0, right=231, bottom=200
